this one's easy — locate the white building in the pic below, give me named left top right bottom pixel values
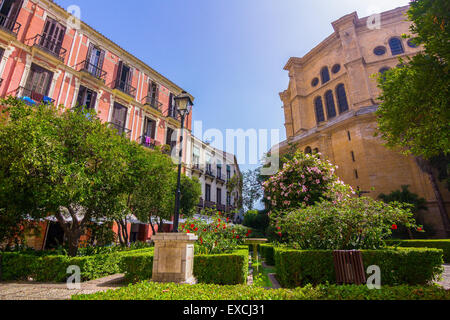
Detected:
left=185, top=134, right=243, bottom=222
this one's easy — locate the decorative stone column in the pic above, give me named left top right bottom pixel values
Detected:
left=152, top=233, right=198, bottom=284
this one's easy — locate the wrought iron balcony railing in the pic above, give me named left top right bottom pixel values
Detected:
left=108, top=122, right=131, bottom=139
left=113, top=79, right=136, bottom=98
left=143, top=96, right=163, bottom=111
left=204, top=201, right=216, bottom=209
left=140, top=135, right=160, bottom=149
left=75, top=60, right=107, bottom=80
left=0, top=14, right=21, bottom=36
left=191, top=163, right=203, bottom=173
left=28, top=34, right=67, bottom=61
left=13, top=86, right=55, bottom=105
left=205, top=168, right=215, bottom=178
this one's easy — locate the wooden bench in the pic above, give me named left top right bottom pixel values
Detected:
left=333, top=250, right=366, bottom=285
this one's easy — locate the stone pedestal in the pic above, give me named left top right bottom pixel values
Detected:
left=152, top=233, right=198, bottom=284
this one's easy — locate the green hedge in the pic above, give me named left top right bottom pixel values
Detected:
left=260, top=244, right=275, bottom=266
left=275, top=247, right=444, bottom=288
left=0, top=248, right=154, bottom=282
left=121, top=248, right=249, bottom=285
left=73, top=281, right=450, bottom=300
left=194, top=249, right=248, bottom=285
left=386, top=240, right=450, bottom=263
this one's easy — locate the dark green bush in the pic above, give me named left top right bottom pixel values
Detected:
left=0, top=248, right=154, bottom=282
left=260, top=244, right=275, bottom=266
left=243, top=210, right=269, bottom=232
left=72, top=281, right=450, bottom=300
left=120, top=248, right=249, bottom=285
left=274, top=247, right=444, bottom=288
left=385, top=240, right=450, bottom=263
left=194, top=249, right=248, bottom=285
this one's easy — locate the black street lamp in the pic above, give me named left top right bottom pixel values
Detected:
left=173, top=91, right=193, bottom=233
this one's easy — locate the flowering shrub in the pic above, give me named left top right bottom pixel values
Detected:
left=181, top=212, right=250, bottom=254
left=271, top=197, right=420, bottom=250
left=263, top=151, right=353, bottom=210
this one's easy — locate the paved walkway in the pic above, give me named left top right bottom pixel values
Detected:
left=436, top=264, right=450, bottom=290
left=0, top=274, right=126, bottom=300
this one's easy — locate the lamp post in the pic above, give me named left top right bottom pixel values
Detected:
left=173, top=91, right=193, bottom=233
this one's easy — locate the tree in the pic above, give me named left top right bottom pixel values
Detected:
left=179, top=175, right=202, bottom=217
left=242, top=169, right=263, bottom=211
left=0, top=98, right=130, bottom=256
left=375, top=0, right=450, bottom=236
left=379, top=185, right=428, bottom=239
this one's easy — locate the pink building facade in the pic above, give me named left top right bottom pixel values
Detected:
left=0, top=0, right=193, bottom=152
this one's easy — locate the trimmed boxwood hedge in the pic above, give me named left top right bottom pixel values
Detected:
left=121, top=248, right=249, bottom=285
left=386, top=240, right=450, bottom=263
left=274, top=247, right=444, bottom=288
left=0, top=248, right=154, bottom=282
left=72, top=281, right=450, bottom=300
left=194, top=249, right=248, bottom=285
left=260, top=244, right=275, bottom=266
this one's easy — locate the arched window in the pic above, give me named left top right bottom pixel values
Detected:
left=314, top=96, right=325, bottom=124
left=320, top=67, right=330, bottom=84
left=305, top=147, right=312, bottom=154
left=336, top=84, right=349, bottom=113
left=389, top=38, right=404, bottom=55
left=324, top=90, right=336, bottom=119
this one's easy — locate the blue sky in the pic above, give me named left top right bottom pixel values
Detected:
left=56, top=0, right=410, bottom=172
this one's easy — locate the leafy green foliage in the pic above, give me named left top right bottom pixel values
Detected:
left=376, top=0, right=450, bottom=159
left=260, top=244, right=275, bottom=266
left=243, top=210, right=270, bottom=233
left=180, top=175, right=202, bottom=216
left=385, top=239, right=450, bottom=263
left=272, top=197, right=419, bottom=250
left=0, top=248, right=154, bottom=282
left=274, top=247, right=444, bottom=288
left=73, top=281, right=450, bottom=300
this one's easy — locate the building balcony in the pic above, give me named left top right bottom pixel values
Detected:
left=216, top=174, right=226, bottom=184
left=205, top=169, right=215, bottom=179
left=191, top=163, right=203, bottom=174
left=204, top=201, right=216, bottom=209
left=28, top=34, right=67, bottom=61
left=0, top=14, right=21, bottom=36
left=13, top=86, right=55, bottom=105
left=217, top=204, right=226, bottom=212
left=75, top=60, right=107, bottom=81
left=108, top=122, right=131, bottom=139
left=143, top=96, right=162, bottom=112
left=197, top=198, right=204, bottom=208
left=140, top=135, right=160, bottom=149
left=113, top=79, right=136, bottom=98
left=226, top=205, right=235, bottom=213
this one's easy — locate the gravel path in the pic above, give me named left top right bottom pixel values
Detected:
left=0, top=274, right=126, bottom=300
left=436, top=264, right=450, bottom=290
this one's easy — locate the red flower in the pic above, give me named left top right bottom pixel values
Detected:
left=417, top=227, right=423, bottom=232
left=248, top=230, right=252, bottom=234
left=391, top=224, right=398, bottom=230
left=232, top=230, right=235, bottom=233
left=194, top=228, right=199, bottom=232
left=278, top=232, right=282, bottom=237
left=277, top=226, right=281, bottom=230
left=226, top=217, right=229, bottom=222
left=186, top=230, right=190, bottom=233
left=218, top=211, right=222, bottom=216
left=203, top=229, right=207, bottom=232
left=200, top=237, right=203, bottom=244
left=218, top=219, right=221, bottom=223
left=223, top=226, right=226, bottom=230
left=236, top=235, right=240, bottom=239
left=191, top=224, right=195, bottom=229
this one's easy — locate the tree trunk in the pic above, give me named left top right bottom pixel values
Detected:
left=416, top=157, right=450, bottom=237
left=67, top=232, right=81, bottom=257
left=149, top=218, right=157, bottom=236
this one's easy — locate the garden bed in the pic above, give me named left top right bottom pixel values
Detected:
left=122, top=247, right=249, bottom=285
left=72, top=281, right=450, bottom=300
left=274, top=247, right=444, bottom=288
